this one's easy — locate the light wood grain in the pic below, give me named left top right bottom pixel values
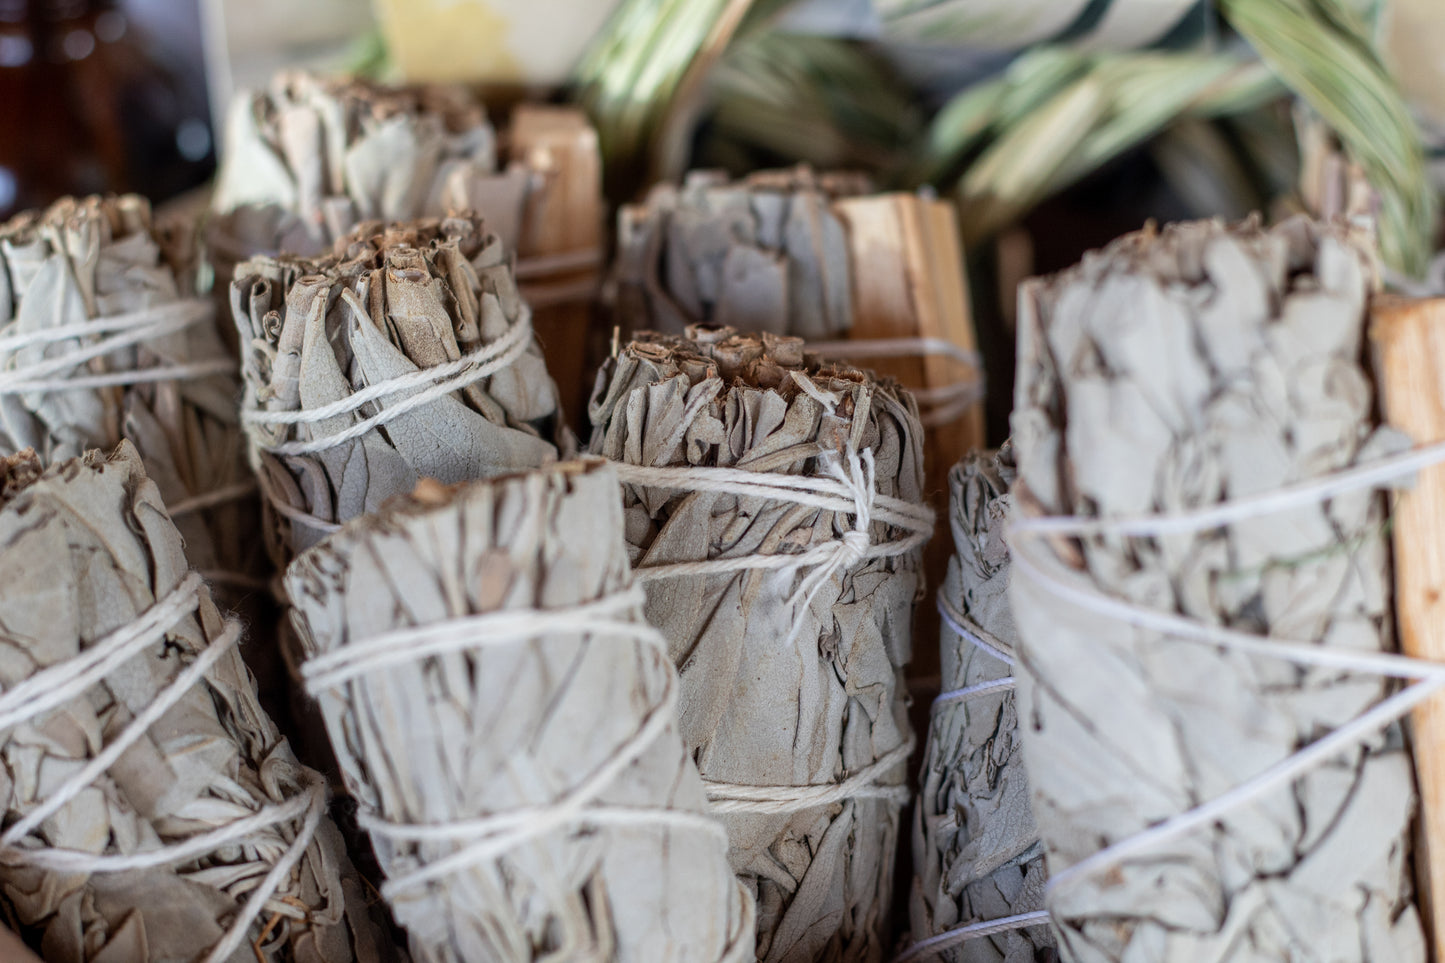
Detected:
left=510, top=105, right=604, bottom=428
left=1371, top=293, right=1445, bottom=950
left=836, top=194, right=986, bottom=679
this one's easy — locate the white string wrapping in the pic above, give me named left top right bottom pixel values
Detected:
left=0, top=299, right=233, bottom=394
left=891, top=597, right=1045, bottom=962
left=1007, top=438, right=1445, bottom=916
left=300, top=583, right=755, bottom=963
left=613, top=448, right=930, bottom=817
left=0, top=571, right=324, bottom=963
left=242, top=292, right=534, bottom=457
left=806, top=337, right=986, bottom=428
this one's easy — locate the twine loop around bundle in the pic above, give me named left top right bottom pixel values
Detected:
left=0, top=571, right=326, bottom=963
left=0, top=299, right=233, bottom=394
left=298, top=583, right=755, bottom=963
left=613, top=446, right=929, bottom=819
left=244, top=293, right=536, bottom=534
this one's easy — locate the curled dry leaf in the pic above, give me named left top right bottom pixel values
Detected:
left=910, top=445, right=1050, bottom=963
left=612, top=167, right=868, bottom=340
left=587, top=325, right=926, bottom=962
left=232, top=211, right=570, bottom=568
left=1009, top=217, right=1424, bottom=962
left=285, top=459, right=755, bottom=963
left=0, top=444, right=394, bottom=963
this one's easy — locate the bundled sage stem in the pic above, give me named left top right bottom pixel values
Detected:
left=612, top=167, right=866, bottom=340
left=1009, top=217, right=1424, bottom=961
left=231, top=212, right=569, bottom=569
left=909, top=446, right=1050, bottom=962
left=0, top=194, right=262, bottom=597
left=285, top=459, right=755, bottom=963
left=587, top=326, right=928, bottom=962
left=0, top=444, right=392, bottom=963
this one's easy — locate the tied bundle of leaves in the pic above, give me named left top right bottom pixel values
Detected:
left=286, top=460, right=756, bottom=963
left=0, top=444, right=393, bottom=963
left=211, top=71, right=533, bottom=268
left=0, top=195, right=258, bottom=592
left=588, top=326, right=927, bottom=962
left=1009, top=217, right=1422, bottom=961
left=232, top=212, right=568, bottom=566
left=613, top=167, right=866, bottom=341
left=910, top=445, right=1049, bottom=963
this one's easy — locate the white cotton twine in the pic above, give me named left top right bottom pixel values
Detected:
left=806, top=337, right=985, bottom=428
left=615, top=448, right=929, bottom=817
left=0, top=571, right=325, bottom=963
left=243, top=294, right=536, bottom=533
left=902, top=437, right=1445, bottom=962
left=0, top=300, right=234, bottom=394
left=892, top=599, right=1041, bottom=962
left=299, top=585, right=756, bottom=963
left=895, top=441, right=1445, bottom=961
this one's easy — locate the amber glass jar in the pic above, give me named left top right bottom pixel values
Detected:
left=0, top=0, right=213, bottom=219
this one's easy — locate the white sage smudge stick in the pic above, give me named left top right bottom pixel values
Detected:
left=232, top=211, right=570, bottom=569
left=0, top=194, right=263, bottom=597
left=906, top=445, right=1051, bottom=963
left=285, top=459, right=756, bottom=963
left=211, top=71, right=530, bottom=263
left=0, top=443, right=395, bottom=963
left=587, top=325, right=931, bottom=962
left=612, top=167, right=869, bottom=340
left=1008, top=216, right=1427, bottom=962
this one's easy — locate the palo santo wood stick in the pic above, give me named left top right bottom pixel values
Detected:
left=511, top=105, right=604, bottom=425
left=1371, top=293, right=1445, bottom=946
left=835, top=193, right=986, bottom=679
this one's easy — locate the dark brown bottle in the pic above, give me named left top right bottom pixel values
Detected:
left=0, top=0, right=213, bottom=220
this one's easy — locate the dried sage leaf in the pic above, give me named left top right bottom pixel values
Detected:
left=0, top=195, right=262, bottom=600
left=211, top=72, right=532, bottom=266
left=0, top=443, right=393, bottom=963
left=587, top=325, right=926, bottom=962
left=285, top=459, right=754, bottom=963
left=612, top=168, right=867, bottom=340
left=232, top=212, right=570, bottom=568
left=1009, top=217, right=1424, bottom=963
left=910, top=445, right=1050, bottom=962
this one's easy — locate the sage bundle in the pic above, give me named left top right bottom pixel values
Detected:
left=612, top=168, right=868, bottom=340
left=212, top=71, right=530, bottom=263
left=0, top=443, right=391, bottom=963
left=285, top=459, right=755, bottom=963
left=232, top=211, right=568, bottom=568
left=908, top=446, right=1050, bottom=963
left=1008, top=217, right=1426, bottom=961
left=587, top=325, right=931, bottom=962
left=0, top=195, right=260, bottom=595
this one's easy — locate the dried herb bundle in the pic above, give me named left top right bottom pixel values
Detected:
left=1009, top=217, right=1424, bottom=961
left=0, top=444, right=390, bottom=962
left=0, top=195, right=259, bottom=592
left=587, top=325, right=928, bottom=962
left=286, top=459, right=755, bottom=962
left=212, top=71, right=530, bottom=261
left=232, top=212, right=568, bottom=568
left=910, top=446, right=1049, bottom=962
left=612, top=167, right=868, bottom=340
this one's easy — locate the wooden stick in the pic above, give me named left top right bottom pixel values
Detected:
left=1370, top=293, right=1445, bottom=950
left=509, top=105, right=604, bottom=428
left=835, top=193, right=986, bottom=681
